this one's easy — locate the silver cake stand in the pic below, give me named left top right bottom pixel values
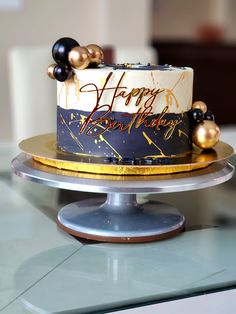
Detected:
left=12, top=153, right=234, bottom=243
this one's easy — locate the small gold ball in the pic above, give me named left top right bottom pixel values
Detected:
left=68, top=46, right=90, bottom=69
left=86, top=44, right=104, bottom=65
left=192, top=101, right=207, bottom=113
left=192, top=120, right=220, bottom=149
left=47, top=63, right=57, bottom=79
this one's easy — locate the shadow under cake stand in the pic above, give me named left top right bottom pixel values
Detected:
left=12, top=150, right=234, bottom=243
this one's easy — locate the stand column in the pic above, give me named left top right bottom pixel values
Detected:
left=103, top=193, right=141, bottom=214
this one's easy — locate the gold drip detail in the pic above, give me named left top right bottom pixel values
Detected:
left=150, top=71, right=156, bottom=85
left=60, top=114, right=84, bottom=151
left=58, top=84, right=64, bottom=108
left=171, top=72, right=185, bottom=90
left=164, top=72, right=186, bottom=110
left=65, top=81, right=70, bottom=109
left=74, top=76, right=80, bottom=102
left=99, top=134, right=122, bottom=159
left=178, top=129, right=189, bottom=139
left=142, top=131, right=166, bottom=156
left=165, top=90, right=180, bottom=110
left=100, top=77, right=107, bottom=89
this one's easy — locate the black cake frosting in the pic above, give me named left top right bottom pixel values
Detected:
left=57, top=106, right=192, bottom=159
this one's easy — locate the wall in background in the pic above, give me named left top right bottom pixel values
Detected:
left=2, top=0, right=236, bottom=141
left=152, top=0, right=235, bottom=40
left=0, top=0, right=152, bottom=141
left=152, top=0, right=208, bottom=40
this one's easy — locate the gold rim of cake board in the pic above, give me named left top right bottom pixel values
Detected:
left=19, top=133, right=234, bottom=176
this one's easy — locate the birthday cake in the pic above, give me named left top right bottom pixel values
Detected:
left=48, top=37, right=220, bottom=165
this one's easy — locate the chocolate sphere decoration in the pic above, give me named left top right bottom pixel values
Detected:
left=53, top=64, right=71, bottom=82
left=204, top=110, right=215, bottom=121
left=52, top=37, right=79, bottom=64
left=192, top=101, right=207, bottom=113
left=192, top=120, right=220, bottom=149
left=47, top=63, right=57, bottom=79
left=191, top=108, right=204, bottom=123
left=68, top=46, right=90, bottom=69
left=86, top=44, right=104, bottom=65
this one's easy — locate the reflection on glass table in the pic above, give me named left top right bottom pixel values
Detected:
left=14, top=228, right=236, bottom=314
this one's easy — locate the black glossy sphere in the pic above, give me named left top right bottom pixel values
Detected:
left=204, top=110, right=215, bottom=121
left=191, top=108, right=204, bottom=123
left=52, top=37, right=79, bottom=64
left=53, top=64, right=71, bottom=82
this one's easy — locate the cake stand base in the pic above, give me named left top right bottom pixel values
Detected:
left=12, top=154, right=234, bottom=243
left=57, top=193, right=185, bottom=242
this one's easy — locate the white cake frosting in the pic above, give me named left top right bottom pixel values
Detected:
left=57, top=65, right=193, bottom=114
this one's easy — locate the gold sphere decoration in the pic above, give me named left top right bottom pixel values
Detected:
left=68, top=46, right=90, bottom=69
left=192, top=120, right=220, bottom=149
left=47, top=63, right=57, bottom=79
left=192, top=101, right=207, bottom=113
left=86, top=44, right=104, bottom=65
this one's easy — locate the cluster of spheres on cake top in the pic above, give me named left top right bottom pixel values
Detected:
left=47, top=37, right=104, bottom=82
left=190, top=101, right=220, bottom=149
left=47, top=37, right=220, bottom=156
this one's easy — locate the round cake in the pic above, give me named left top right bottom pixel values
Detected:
left=47, top=37, right=220, bottom=168
left=57, top=64, right=193, bottom=159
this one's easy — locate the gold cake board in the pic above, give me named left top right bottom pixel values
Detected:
left=19, top=133, right=234, bottom=176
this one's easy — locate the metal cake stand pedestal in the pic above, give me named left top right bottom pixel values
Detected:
left=12, top=153, right=234, bottom=243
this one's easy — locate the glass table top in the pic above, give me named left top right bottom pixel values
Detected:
left=0, top=144, right=236, bottom=313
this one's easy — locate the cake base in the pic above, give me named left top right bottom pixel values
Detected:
left=19, top=133, right=234, bottom=176
left=12, top=153, right=234, bottom=243
left=57, top=196, right=185, bottom=243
